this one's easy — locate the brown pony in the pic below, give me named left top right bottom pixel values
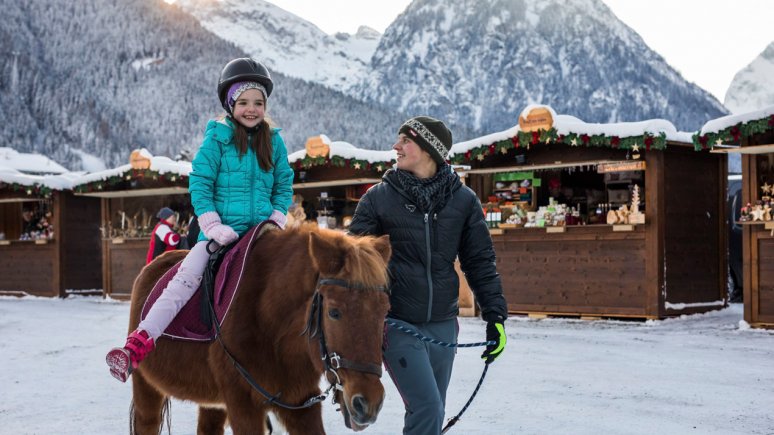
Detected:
left=126, top=224, right=391, bottom=434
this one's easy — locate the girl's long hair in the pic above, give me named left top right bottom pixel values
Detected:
left=230, top=116, right=274, bottom=172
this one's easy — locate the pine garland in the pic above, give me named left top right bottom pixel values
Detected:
left=73, top=169, right=187, bottom=194
left=450, top=127, right=668, bottom=164
left=0, top=182, right=54, bottom=198
left=692, top=114, right=774, bottom=151
left=293, top=155, right=394, bottom=172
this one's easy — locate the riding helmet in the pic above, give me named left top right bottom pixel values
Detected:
left=217, top=58, right=274, bottom=113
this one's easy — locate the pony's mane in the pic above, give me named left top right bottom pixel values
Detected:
left=282, top=222, right=389, bottom=288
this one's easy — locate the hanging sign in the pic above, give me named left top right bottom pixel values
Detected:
left=518, top=107, right=554, bottom=132
left=597, top=161, right=646, bottom=173
left=305, top=136, right=330, bottom=158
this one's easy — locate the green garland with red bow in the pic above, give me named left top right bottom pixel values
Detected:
left=450, top=128, right=668, bottom=164
left=293, top=155, right=394, bottom=172
left=0, top=181, right=54, bottom=198
left=692, top=114, right=774, bottom=150
left=73, top=169, right=187, bottom=194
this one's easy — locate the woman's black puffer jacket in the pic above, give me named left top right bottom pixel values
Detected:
left=349, top=170, right=507, bottom=324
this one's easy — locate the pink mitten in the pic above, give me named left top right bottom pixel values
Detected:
left=269, top=210, right=287, bottom=229
left=199, top=211, right=239, bottom=245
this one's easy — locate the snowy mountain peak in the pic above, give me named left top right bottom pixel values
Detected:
left=354, top=0, right=726, bottom=132
left=175, top=0, right=379, bottom=92
left=724, top=41, right=774, bottom=114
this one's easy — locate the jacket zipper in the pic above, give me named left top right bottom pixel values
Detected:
left=424, top=212, right=433, bottom=322
left=249, top=134, right=255, bottom=224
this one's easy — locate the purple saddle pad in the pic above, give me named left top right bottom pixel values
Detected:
left=140, top=220, right=278, bottom=341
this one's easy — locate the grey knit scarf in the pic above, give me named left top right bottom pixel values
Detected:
left=394, top=164, right=458, bottom=213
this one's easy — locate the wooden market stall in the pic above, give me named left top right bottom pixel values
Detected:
left=699, top=105, right=774, bottom=328
left=72, top=150, right=193, bottom=300
left=0, top=168, right=101, bottom=297
left=449, top=105, right=727, bottom=320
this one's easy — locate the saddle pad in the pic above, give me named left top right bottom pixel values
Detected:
left=140, top=220, right=279, bottom=341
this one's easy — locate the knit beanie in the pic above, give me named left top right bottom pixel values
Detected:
left=156, top=207, right=175, bottom=221
left=398, top=116, right=453, bottom=165
left=225, top=81, right=268, bottom=114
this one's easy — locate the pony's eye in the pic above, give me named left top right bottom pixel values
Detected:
left=328, top=308, right=341, bottom=320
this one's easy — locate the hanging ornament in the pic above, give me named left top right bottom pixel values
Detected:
left=631, top=143, right=641, bottom=160
left=644, top=136, right=654, bottom=151
left=489, top=144, right=495, bottom=154
left=611, top=136, right=621, bottom=148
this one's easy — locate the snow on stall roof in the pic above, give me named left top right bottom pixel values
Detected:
left=699, top=104, right=774, bottom=135
left=450, top=105, right=688, bottom=157
left=0, top=165, right=84, bottom=190
left=0, top=147, right=68, bottom=175
left=287, top=135, right=396, bottom=163
left=72, top=149, right=191, bottom=188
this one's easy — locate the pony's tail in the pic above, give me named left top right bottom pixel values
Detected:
left=129, top=398, right=172, bottom=435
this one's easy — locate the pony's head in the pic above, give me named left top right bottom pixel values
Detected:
left=307, top=230, right=391, bottom=431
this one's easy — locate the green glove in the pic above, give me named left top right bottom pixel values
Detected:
left=481, top=321, right=506, bottom=364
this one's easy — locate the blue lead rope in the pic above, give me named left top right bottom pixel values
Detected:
left=383, top=318, right=496, bottom=434
left=384, top=319, right=496, bottom=348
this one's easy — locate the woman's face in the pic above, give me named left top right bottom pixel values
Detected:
left=232, top=89, right=265, bottom=129
left=393, top=134, right=434, bottom=176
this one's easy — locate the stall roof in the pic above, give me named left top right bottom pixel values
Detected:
left=0, top=147, right=69, bottom=175
left=71, top=152, right=191, bottom=189
left=694, top=105, right=774, bottom=148
left=0, top=166, right=83, bottom=193
left=449, top=105, right=693, bottom=164
left=288, top=135, right=396, bottom=170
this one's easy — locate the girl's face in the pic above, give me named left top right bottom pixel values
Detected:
left=393, top=133, right=434, bottom=176
left=232, top=89, right=265, bottom=129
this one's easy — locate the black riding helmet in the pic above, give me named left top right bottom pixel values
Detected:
left=217, top=58, right=274, bottom=114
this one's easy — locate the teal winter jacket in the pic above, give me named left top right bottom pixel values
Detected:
left=189, top=118, right=294, bottom=241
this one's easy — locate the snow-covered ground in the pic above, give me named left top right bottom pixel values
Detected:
left=1, top=297, right=773, bottom=434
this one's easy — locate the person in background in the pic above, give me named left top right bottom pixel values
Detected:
left=21, top=206, right=39, bottom=237
left=349, top=116, right=508, bottom=435
left=146, top=207, right=181, bottom=264
left=105, top=57, right=294, bottom=382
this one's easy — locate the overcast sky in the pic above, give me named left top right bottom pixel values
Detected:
left=266, top=0, right=774, bottom=104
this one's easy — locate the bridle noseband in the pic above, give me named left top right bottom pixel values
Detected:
left=304, top=277, right=389, bottom=391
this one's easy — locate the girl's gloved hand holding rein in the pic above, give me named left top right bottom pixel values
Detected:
left=199, top=211, right=239, bottom=245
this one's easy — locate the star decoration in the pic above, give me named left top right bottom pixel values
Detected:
left=544, top=137, right=551, bottom=144
left=353, top=162, right=361, bottom=170
left=500, top=147, right=508, bottom=154
left=632, top=144, right=640, bottom=153
left=762, top=183, right=771, bottom=194
left=751, top=207, right=766, bottom=221
left=477, top=153, right=485, bottom=161
left=376, top=165, right=383, bottom=172
left=570, top=138, right=578, bottom=146
left=715, top=138, right=723, bottom=146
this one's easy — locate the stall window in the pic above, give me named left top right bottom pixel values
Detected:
left=0, top=199, right=54, bottom=241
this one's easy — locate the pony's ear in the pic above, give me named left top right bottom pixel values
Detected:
left=373, top=235, right=391, bottom=264
left=309, top=231, right=345, bottom=275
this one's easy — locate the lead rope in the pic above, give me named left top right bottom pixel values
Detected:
left=384, top=319, right=496, bottom=433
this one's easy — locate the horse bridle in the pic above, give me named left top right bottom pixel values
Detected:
left=207, top=275, right=389, bottom=410
left=303, top=277, right=389, bottom=391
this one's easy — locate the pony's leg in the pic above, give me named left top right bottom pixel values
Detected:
left=130, top=372, right=166, bottom=435
left=273, top=404, right=325, bottom=435
left=220, top=388, right=269, bottom=435
left=197, top=407, right=227, bottom=435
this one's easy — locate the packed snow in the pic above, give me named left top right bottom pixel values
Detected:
left=1, top=296, right=772, bottom=434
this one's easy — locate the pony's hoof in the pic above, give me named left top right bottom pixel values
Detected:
left=106, top=347, right=132, bottom=382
